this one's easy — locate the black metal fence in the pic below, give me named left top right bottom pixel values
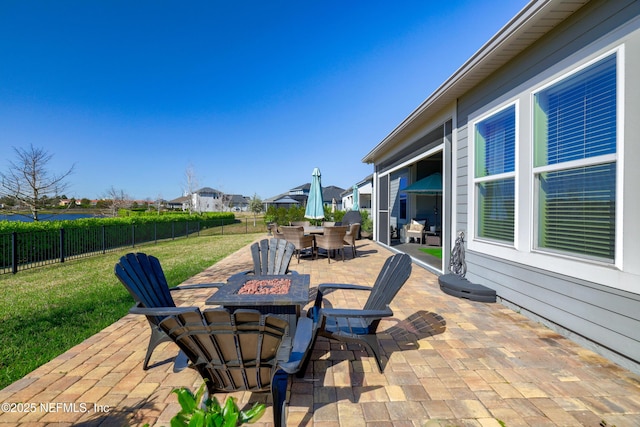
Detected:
left=0, top=218, right=265, bottom=275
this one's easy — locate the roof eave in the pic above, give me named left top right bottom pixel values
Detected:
left=362, top=0, right=589, bottom=164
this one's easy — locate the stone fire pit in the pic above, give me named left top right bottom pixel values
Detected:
left=238, top=278, right=291, bottom=295
left=206, top=274, right=311, bottom=338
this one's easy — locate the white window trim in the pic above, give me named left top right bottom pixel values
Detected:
left=529, top=47, right=623, bottom=271
left=468, top=101, right=519, bottom=248
left=467, top=45, right=625, bottom=290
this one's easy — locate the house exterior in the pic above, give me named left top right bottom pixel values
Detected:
left=341, top=174, right=373, bottom=213
left=363, top=0, right=640, bottom=373
left=167, top=187, right=224, bottom=212
left=224, top=194, right=250, bottom=212
left=264, top=184, right=346, bottom=211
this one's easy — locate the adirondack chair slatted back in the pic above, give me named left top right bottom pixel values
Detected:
left=158, top=308, right=288, bottom=392
left=251, top=238, right=295, bottom=276
left=363, top=253, right=412, bottom=314
left=115, top=253, right=176, bottom=311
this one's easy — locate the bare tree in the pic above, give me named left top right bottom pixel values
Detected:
left=104, top=186, right=129, bottom=217
left=0, top=145, right=75, bottom=221
left=182, top=164, right=199, bottom=214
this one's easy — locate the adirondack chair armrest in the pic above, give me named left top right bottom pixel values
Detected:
left=317, top=283, right=372, bottom=292
left=318, top=307, right=393, bottom=319
left=129, top=306, right=200, bottom=317
left=314, top=283, right=372, bottom=307
left=227, top=270, right=252, bottom=282
left=279, top=317, right=314, bottom=374
left=170, top=283, right=225, bottom=291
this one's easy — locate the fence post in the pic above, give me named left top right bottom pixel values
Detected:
left=132, top=224, right=136, bottom=248
left=245, top=217, right=248, bottom=234
left=11, top=232, right=18, bottom=274
left=197, top=221, right=200, bottom=237
left=172, top=222, right=175, bottom=240
left=59, top=228, right=65, bottom=263
left=221, top=218, right=224, bottom=235
left=102, top=225, right=106, bottom=254
left=154, top=223, right=157, bottom=244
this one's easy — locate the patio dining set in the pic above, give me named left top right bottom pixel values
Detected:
left=114, top=238, right=411, bottom=427
left=272, top=221, right=361, bottom=263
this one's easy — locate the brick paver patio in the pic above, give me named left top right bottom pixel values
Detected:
left=1, top=238, right=639, bottom=426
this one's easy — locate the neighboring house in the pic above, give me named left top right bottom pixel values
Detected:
left=362, top=0, right=639, bottom=373
left=58, top=199, right=82, bottom=207
left=167, top=187, right=224, bottom=212
left=224, top=194, right=250, bottom=212
left=167, top=195, right=189, bottom=210
left=192, top=187, right=224, bottom=213
left=264, top=183, right=346, bottom=211
left=341, top=175, right=373, bottom=213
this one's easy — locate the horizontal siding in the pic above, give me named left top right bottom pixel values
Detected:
left=466, top=251, right=640, bottom=365
left=456, top=124, right=469, bottom=232
left=452, top=0, right=640, bottom=370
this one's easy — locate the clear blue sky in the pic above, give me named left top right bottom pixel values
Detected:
left=1, top=0, right=528, bottom=201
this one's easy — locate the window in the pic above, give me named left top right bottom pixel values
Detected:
left=474, top=105, right=516, bottom=243
left=533, top=54, right=617, bottom=261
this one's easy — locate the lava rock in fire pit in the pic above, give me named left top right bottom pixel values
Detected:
left=238, top=278, right=292, bottom=295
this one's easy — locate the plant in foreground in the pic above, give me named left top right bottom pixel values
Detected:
left=170, top=381, right=265, bottom=427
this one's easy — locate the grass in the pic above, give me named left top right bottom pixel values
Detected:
left=419, top=247, right=443, bottom=258
left=0, top=233, right=262, bottom=390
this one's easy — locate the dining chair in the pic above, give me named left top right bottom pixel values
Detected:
left=279, top=226, right=315, bottom=263
left=314, top=225, right=348, bottom=263
left=343, top=223, right=360, bottom=258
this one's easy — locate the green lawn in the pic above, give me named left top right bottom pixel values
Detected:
left=419, top=247, right=443, bottom=258
left=0, top=233, right=261, bottom=390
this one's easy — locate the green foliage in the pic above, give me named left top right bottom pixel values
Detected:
left=264, top=205, right=306, bottom=226
left=331, top=209, right=345, bottom=223
left=360, top=209, right=373, bottom=232
left=263, top=205, right=372, bottom=227
left=171, top=382, right=265, bottom=427
left=0, top=212, right=236, bottom=234
left=248, top=194, right=263, bottom=216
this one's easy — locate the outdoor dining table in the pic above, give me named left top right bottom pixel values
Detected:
left=304, top=226, right=324, bottom=234
left=205, top=274, right=311, bottom=339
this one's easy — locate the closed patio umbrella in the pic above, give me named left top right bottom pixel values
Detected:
left=305, top=167, right=325, bottom=220
left=351, top=185, right=359, bottom=211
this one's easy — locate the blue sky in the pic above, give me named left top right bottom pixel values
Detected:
left=1, top=0, right=528, bottom=201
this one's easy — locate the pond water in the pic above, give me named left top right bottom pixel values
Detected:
left=0, top=213, right=105, bottom=222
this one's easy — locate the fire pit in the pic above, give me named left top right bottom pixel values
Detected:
left=205, top=274, right=311, bottom=338
left=238, top=278, right=291, bottom=295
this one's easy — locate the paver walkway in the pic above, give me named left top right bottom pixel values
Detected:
left=1, top=238, right=639, bottom=426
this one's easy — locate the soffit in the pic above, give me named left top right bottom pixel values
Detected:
left=363, top=0, right=590, bottom=164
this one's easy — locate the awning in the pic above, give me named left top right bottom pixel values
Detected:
left=401, top=173, right=442, bottom=194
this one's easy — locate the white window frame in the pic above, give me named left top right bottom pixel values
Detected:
left=469, top=102, right=519, bottom=248
left=530, top=47, right=623, bottom=269
left=467, top=44, right=625, bottom=287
